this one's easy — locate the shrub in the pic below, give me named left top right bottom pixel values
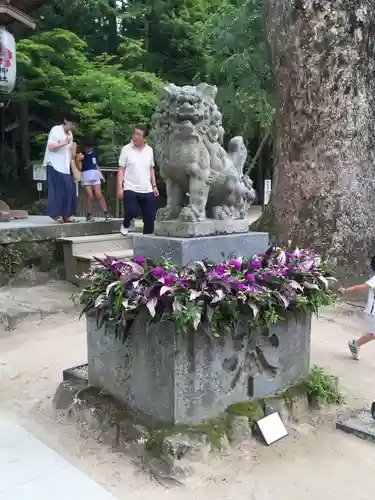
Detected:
left=77, top=246, right=337, bottom=342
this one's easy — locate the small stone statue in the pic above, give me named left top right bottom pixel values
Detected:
left=151, top=83, right=256, bottom=224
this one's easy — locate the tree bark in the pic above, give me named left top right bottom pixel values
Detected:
left=255, top=0, right=375, bottom=281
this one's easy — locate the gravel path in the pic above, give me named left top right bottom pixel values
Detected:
left=0, top=304, right=373, bottom=499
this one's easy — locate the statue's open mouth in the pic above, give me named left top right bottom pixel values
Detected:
left=176, top=102, right=203, bottom=124
left=177, top=113, right=202, bottom=124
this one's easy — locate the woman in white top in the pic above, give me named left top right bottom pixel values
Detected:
left=43, top=113, right=76, bottom=223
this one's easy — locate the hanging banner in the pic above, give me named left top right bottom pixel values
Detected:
left=0, top=28, right=16, bottom=94
left=264, top=179, right=272, bottom=206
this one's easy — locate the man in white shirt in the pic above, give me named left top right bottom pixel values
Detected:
left=117, top=124, right=159, bottom=235
left=43, top=113, right=76, bottom=223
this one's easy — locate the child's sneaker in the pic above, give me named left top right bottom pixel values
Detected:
left=348, top=340, right=360, bottom=360
left=86, top=214, right=96, bottom=222
left=104, top=212, right=112, bottom=222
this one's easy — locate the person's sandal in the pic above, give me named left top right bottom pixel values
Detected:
left=62, top=217, right=76, bottom=223
left=51, top=216, right=64, bottom=224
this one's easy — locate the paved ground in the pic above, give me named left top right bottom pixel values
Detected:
left=0, top=206, right=262, bottom=231
left=0, top=282, right=79, bottom=333
left=0, top=417, right=117, bottom=499
left=0, top=294, right=373, bottom=498
left=0, top=216, right=120, bottom=231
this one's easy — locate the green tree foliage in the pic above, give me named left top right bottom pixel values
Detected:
left=2, top=0, right=274, bottom=202
left=203, top=0, right=275, bottom=141
left=120, top=0, right=227, bottom=83
left=13, top=29, right=163, bottom=164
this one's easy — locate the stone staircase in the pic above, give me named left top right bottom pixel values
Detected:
left=60, top=226, right=142, bottom=285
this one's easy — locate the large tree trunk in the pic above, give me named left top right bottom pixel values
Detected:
left=255, top=0, right=375, bottom=281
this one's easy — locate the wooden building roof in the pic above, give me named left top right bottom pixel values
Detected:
left=0, top=0, right=47, bottom=30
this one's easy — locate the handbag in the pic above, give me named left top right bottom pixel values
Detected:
left=71, top=159, right=81, bottom=182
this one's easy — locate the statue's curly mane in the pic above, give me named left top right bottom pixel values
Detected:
left=151, top=82, right=255, bottom=223
left=151, top=83, right=221, bottom=167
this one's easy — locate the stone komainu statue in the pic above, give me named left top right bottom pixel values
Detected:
left=151, top=83, right=256, bottom=222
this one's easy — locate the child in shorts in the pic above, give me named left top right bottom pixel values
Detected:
left=80, top=141, right=111, bottom=222
left=339, top=254, right=375, bottom=360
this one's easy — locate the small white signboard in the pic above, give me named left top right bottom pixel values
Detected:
left=36, top=182, right=42, bottom=192
left=33, top=164, right=47, bottom=181
left=264, top=179, right=272, bottom=206
left=257, top=412, right=288, bottom=445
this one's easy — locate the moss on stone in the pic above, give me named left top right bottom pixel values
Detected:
left=71, top=366, right=343, bottom=459
left=195, top=415, right=230, bottom=448
left=226, top=401, right=265, bottom=424
left=0, top=239, right=64, bottom=284
left=281, top=381, right=308, bottom=407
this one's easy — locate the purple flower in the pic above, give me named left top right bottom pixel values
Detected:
left=249, top=259, right=262, bottom=270
left=163, top=273, right=175, bottom=286
left=229, top=259, right=242, bottom=271
left=214, top=265, right=226, bottom=275
left=236, top=282, right=248, bottom=292
left=176, top=279, right=190, bottom=287
left=152, top=267, right=165, bottom=278
left=262, top=273, right=270, bottom=281
left=245, top=273, right=256, bottom=282
left=134, top=257, right=145, bottom=265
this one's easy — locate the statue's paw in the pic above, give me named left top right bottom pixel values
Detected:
left=212, top=206, right=228, bottom=220
left=156, top=206, right=177, bottom=221
left=245, top=188, right=256, bottom=203
left=179, top=206, right=198, bottom=222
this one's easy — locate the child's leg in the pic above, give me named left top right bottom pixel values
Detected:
left=93, top=184, right=108, bottom=213
left=356, top=333, right=375, bottom=347
left=348, top=332, right=375, bottom=360
left=84, top=185, right=94, bottom=217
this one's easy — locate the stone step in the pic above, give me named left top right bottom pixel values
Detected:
left=76, top=248, right=134, bottom=262
left=61, top=229, right=137, bottom=285
left=60, top=233, right=134, bottom=256
left=74, top=249, right=133, bottom=284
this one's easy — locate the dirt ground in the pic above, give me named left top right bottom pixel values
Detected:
left=0, top=303, right=374, bottom=500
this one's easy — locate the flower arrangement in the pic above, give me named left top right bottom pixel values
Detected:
left=77, top=246, right=337, bottom=342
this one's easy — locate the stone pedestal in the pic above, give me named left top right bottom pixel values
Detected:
left=133, top=231, right=269, bottom=265
left=154, top=219, right=249, bottom=237
left=87, top=311, right=312, bottom=425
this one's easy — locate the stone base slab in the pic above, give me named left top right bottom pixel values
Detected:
left=154, top=218, right=249, bottom=238
left=336, top=410, right=375, bottom=442
left=133, top=231, right=269, bottom=265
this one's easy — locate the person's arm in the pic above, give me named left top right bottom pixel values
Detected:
left=117, top=147, right=126, bottom=199
left=150, top=149, right=159, bottom=196
left=71, top=142, right=77, bottom=159
left=340, top=275, right=375, bottom=295
left=96, top=156, right=105, bottom=182
left=48, top=129, right=70, bottom=152
left=341, top=283, right=369, bottom=294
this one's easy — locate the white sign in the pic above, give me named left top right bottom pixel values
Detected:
left=36, top=182, right=42, bottom=192
left=264, top=178, right=272, bottom=206
left=0, top=28, right=16, bottom=94
left=257, top=412, right=288, bottom=445
left=33, top=164, right=47, bottom=181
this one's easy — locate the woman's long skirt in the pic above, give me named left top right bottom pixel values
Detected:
left=47, top=164, right=76, bottom=218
